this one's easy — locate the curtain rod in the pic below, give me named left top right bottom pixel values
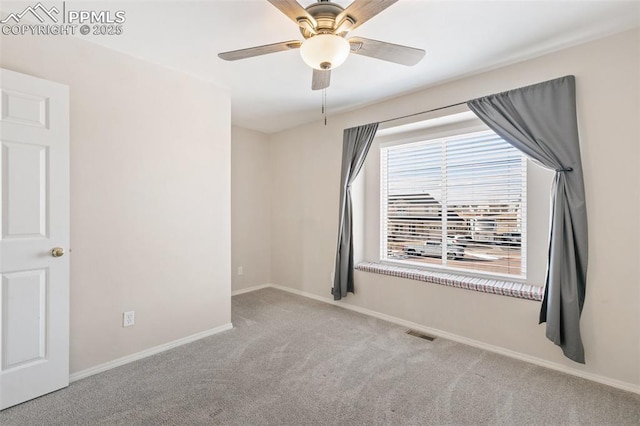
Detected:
left=377, top=100, right=469, bottom=125
left=375, top=76, right=572, bottom=126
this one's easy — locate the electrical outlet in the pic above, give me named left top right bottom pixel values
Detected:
left=123, top=311, right=135, bottom=327
left=237, top=266, right=244, bottom=276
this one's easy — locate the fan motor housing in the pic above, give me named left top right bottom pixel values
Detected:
left=301, top=1, right=345, bottom=38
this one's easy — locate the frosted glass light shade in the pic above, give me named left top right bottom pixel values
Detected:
left=300, top=34, right=350, bottom=70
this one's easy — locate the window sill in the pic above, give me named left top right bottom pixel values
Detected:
left=354, top=262, right=544, bottom=301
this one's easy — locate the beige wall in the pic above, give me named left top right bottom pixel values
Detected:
left=269, top=29, right=640, bottom=389
left=1, top=34, right=232, bottom=373
left=231, top=126, right=271, bottom=292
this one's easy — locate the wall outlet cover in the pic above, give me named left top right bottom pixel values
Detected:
left=123, top=311, right=135, bottom=327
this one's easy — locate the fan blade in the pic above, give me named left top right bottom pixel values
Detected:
left=336, top=0, right=398, bottom=32
left=267, top=0, right=317, bottom=29
left=218, top=40, right=302, bottom=61
left=312, top=69, right=331, bottom=90
left=349, top=37, right=425, bottom=66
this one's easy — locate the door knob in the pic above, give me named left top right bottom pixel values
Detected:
left=51, top=247, right=64, bottom=257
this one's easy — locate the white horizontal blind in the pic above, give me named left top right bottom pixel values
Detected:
left=381, top=130, right=527, bottom=277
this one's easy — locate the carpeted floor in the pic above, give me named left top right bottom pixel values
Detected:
left=2, top=288, right=639, bottom=425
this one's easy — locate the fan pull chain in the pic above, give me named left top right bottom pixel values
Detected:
left=322, top=88, right=327, bottom=126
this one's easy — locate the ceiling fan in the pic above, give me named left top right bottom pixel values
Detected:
left=218, top=0, right=425, bottom=90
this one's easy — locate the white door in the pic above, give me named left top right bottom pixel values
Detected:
left=0, top=68, right=69, bottom=410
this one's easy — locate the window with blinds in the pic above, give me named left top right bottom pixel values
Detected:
left=380, top=130, right=527, bottom=277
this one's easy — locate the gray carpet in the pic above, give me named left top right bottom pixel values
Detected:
left=2, top=288, right=639, bottom=425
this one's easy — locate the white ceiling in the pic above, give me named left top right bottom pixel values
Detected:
left=15, top=1, right=640, bottom=133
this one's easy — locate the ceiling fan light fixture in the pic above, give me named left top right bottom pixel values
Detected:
left=300, top=34, right=350, bottom=70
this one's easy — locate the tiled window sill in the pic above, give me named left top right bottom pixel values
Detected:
left=355, top=262, right=544, bottom=301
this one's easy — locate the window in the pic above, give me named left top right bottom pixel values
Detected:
left=380, top=130, right=527, bottom=278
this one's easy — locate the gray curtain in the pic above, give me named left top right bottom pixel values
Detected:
left=467, top=75, right=588, bottom=363
left=333, top=123, right=379, bottom=300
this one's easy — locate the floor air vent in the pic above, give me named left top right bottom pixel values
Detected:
left=406, top=330, right=436, bottom=341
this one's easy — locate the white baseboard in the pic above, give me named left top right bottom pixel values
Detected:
left=252, top=284, right=639, bottom=396
left=72, top=284, right=639, bottom=395
left=69, top=323, right=233, bottom=383
left=231, top=284, right=270, bottom=296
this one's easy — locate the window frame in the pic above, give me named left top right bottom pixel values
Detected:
left=379, top=128, right=528, bottom=282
